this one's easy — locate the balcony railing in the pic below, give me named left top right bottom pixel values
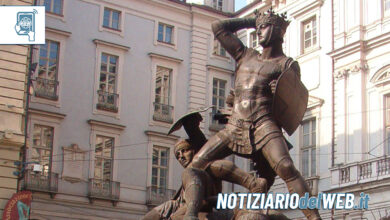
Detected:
left=97, top=90, right=119, bottom=112
left=330, top=155, right=390, bottom=188
left=22, top=171, right=58, bottom=194
left=209, top=112, right=225, bottom=131
left=358, top=162, right=372, bottom=180
left=88, top=178, right=120, bottom=202
left=153, top=102, right=174, bottom=123
left=377, top=157, right=390, bottom=176
left=305, top=176, right=319, bottom=195
left=146, top=186, right=176, bottom=206
left=34, top=77, right=59, bottom=100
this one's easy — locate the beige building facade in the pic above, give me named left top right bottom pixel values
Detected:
left=0, top=0, right=33, bottom=217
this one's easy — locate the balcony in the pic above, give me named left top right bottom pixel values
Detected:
left=22, top=171, right=58, bottom=197
left=146, top=186, right=176, bottom=206
left=305, top=176, right=319, bottom=195
left=88, top=178, right=120, bottom=203
left=97, top=90, right=119, bottom=113
left=34, top=77, right=59, bottom=100
left=209, top=112, right=225, bottom=131
left=153, top=102, right=174, bottom=123
left=330, top=156, right=390, bottom=189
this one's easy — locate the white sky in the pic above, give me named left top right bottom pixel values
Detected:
left=235, top=0, right=248, bottom=11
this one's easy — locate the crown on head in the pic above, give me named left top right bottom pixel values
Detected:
left=254, top=8, right=290, bottom=33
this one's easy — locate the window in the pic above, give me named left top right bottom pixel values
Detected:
left=103, top=8, right=121, bottom=30
left=94, top=136, right=114, bottom=182
left=213, top=0, right=223, bottom=11
left=97, top=53, right=119, bottom=112
left=44, top=0, right=63, bottom=15
left=153, top=66, right=173, bottom=123
left=385, top=0, right=390, bottom=15
left=210, top=78, right=226, bottom=130
left=213, top=39, right=227, bottom=57
left=32, top=125, right=54, bottom=176
left=250, top=31, right=259, bottom=48
left=302, top=17, right=317, bottom=53
left=158, top=23, right=174, bottom=44
left=301, top=119, right=316, bottom=177
left=152, top=146, right=169, bottom=193
left=36, top=40, right=59, bottom=100
left=385, top=95, right=390, bottom=154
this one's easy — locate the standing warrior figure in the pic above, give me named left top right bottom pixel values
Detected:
left=188, top=9, right=321, bottom=220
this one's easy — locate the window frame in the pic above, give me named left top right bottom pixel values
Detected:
left=148, top=53, right=181, bottom=127
left=31, top=28, right=70, bottom=107
left=32, top=124, right=54, bottom=176
left=99, top=5, right=124, bottom=36
left=300, top=118, right=317, bottom=178
left=385, top=0, right=390, bottom=17
left=88, top=120, right=123, bottom=182
left=207, top=65, right=233, bottom=132
left=301, top=16, right=318, bottom=54
left=154, top=21, right=177, bottom=49
left=213, top=38, right=227, bottom=57
left=249, top=31, right=259, bottom=48
left=42, top=0, right=64, bottom=18
left=384, top=94, right=390, bottom=155
left=103, top=7, right=122, bottom=31
left=94, top=135, right=115, bottom=182
left=28, top=109, right=64, bottom=177
left=93, top=40, right=128, bottom=119
left=35, top=39, right=60, bottom=101
left=212, top=0, right=223, bottom=11
left=151, top=145, right=170, bottom=191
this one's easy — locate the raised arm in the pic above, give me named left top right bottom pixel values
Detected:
left=212, top=17, right=256, bottom=61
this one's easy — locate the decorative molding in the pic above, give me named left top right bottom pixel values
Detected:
left=307, top=95, right=324, bottom=110
left=28, top=108, right=66, bottom=122
left=93, top=39, right=130, bottom=51
left=62, top=144, right=86, bottom=183
left=334, top=63, right=368, bottom=80
left=289, top=0, right=324, bottom=19
left=46, top=27, right=72, bottom=37
left=87, top=119, right=126, bottom=131
left=370, top=64, right=390, bottom=86
left=144, top=130, right=180, bottom=141
left=148, top=52, right=183, bottom=63
left=206, top=64, right=234, bottom=74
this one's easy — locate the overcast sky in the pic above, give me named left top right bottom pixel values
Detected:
left=235, top=0, right=247, bottom=11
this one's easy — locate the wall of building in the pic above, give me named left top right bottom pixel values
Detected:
left=0, top=0, right=32, bottom=217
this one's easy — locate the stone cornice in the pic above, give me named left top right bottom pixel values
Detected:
left=29, top=108, right=66, bottom=120
left=327, top=40, right=364, bottom=60
left=144, top=130, right=180, bottom=141
left=93, top=39, right=130, bottom=51
left=87, top=119, right=126, bottom=131
left=206, top=64, right=234, bottom=75
left=148, top=52, right=183, bottom=63
left=46, top=27, right=72, bottom=37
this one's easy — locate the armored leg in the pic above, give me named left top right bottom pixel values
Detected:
left=191, top=130, right=232, bottom=170
left=208, top=160, right=267, bottom=193
left=261, top=137, right=321, bottom=220
left=182, top=168, right=210, bottom=220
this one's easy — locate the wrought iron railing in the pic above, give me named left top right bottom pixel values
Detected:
left=305, top=176, right=319, bottom=195
left=97, top=90, right=119, bottom=112
left=88, top=178, right=120, bottom=201
left=22, top=171, right=58, bottom=193
left=358, top=162, right=372, bottom=180
left=34, top=77, right=59, bottom=100
left=153, top=102, right=174, bottom=123
left=209, top=112, right=225, bottom=131
left=146, top=186, right=176, bottom=206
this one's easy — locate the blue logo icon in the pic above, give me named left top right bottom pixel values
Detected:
left=15, top=9, right=37, bottom=42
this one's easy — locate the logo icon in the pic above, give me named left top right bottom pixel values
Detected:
left=15, top=9, right=37, bottom=42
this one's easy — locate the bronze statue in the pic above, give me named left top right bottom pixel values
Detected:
left=142, top=111, right=268, bottom=220
left=187, top=9, right=321, bottom=220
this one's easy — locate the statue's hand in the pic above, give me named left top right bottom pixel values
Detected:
left=269, top=80, right=277, bottom=94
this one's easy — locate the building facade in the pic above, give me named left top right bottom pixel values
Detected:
left=22, top=0, right=237, bottom=219
left=0, top=0, right=33, bottom=217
